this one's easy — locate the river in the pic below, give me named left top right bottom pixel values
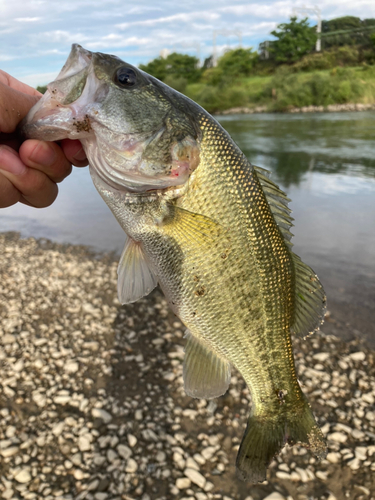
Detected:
left=1, top=111, right=375, bottom=346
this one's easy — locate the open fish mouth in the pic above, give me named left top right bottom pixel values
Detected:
left=22, top=45, right=96, bottom=141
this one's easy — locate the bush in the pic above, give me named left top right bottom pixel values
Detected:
left=265, top=69, right=365, bottom=110
left=292, top=46, right=361, bottom=72
left=185, top=84, right=249, bottom=113
left=164, top=75, right=188, bottom=93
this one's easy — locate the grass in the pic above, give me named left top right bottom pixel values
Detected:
left=180, top=65, right=375, bottom=114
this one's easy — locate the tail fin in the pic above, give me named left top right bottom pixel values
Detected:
left=236, top=402, right=326, bottom=482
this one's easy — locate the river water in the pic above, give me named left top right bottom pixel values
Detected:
left=1, top=111, right=375, bottom=346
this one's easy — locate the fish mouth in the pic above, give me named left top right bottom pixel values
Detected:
left=22, top=44, right=97, bottom=141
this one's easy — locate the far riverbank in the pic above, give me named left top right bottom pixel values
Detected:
left=216, top=102, right=375, bottom=115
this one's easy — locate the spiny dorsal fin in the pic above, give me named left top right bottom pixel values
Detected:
left=254, top=165, right=294, bottom=244
left=183, top=330, right=231, bottom=399
left=117, top=236, right=158, bottom=304
left=291, top=253, right=327, bottom=338
left=254, top=166, right=326, bottom=337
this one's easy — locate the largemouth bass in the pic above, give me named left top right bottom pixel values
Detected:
left=23, top=44, right=327, bottom=482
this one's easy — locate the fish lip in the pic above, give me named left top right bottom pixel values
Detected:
left=22, top=45, right=98, bottom=141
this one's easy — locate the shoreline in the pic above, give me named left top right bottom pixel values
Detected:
left=1, top=233, right=374, bottom=500
left=215, top=102, right=375, bottom=116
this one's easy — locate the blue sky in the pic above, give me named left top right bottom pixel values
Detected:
left=1, top=0, right=375, bottom=87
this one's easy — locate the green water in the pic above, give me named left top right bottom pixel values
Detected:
left=1, top=111, right=375, bottom=345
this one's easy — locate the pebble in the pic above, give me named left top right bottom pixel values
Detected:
left=355, top=446, right=367, bottom=460
left=276, top=471, right=291, bottom=480
left=52, top=422, right=65, bottom=436
left=127, top=434, right=137, bottom=447
left=184, top=468, right=206, bottom=488
left=349, top=352, right=366, bottom=361
left=263, top=493, right=286, bottom=500
left=316, top=470, right=328, bottom=480
left=176, top=477, right=191, bottom=489
left=92, top=408, right=112, bottom=423
left=117, top=444, right=132, bottom=459
left=327, top=432, right=347, bottom=443
left=0, top=446, right=19, bottom=458
left=2, top=334, right=16, bottom=344
left=125, top=458, right=138, bottom=473
left=348, top=457, right=361, bottom=470
left=78, top=436, right=91, bottom=452
left=14, top=469, right=31, bottom=484
left=326, top=452, right=341, bottom=464
left=64, top=361, right=79, bottom=373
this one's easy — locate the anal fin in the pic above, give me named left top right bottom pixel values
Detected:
left=117, top=236, right=158, bottom=304
left=183, top=331, right=231, bottom=399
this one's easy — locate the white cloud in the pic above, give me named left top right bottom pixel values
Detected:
left=15, top=17, right=41, bottom=22
left=116, top=10, right=220, bottom=30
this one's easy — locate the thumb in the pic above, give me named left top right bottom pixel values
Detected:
left=0, top=82, right=40, bottom=134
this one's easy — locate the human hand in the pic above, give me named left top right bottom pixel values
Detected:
left=0, top=70, right=88, bottom=208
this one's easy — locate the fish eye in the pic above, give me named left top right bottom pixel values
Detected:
left=115, top=67, right=137, bottom=88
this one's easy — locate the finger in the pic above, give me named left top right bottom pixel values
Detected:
left=0, top=170, right=21, bottom=208
left=0, top=70, right=41, bottom=97
left=60, top=139, right=88, bottom=167
left=0, top=145, right=58, bottom=208
left=0, top=82, right=40, bottom=133
left=19, top=140, right=72, bottom=183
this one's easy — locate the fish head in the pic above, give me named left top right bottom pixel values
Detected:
left=23, top=44, right=200, bottom=192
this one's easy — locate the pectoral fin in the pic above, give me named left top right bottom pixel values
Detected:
left=163, top=205, right=225, bottom=247
left=117, top=236, right=158, bottom=304
left=183, top=330, right=231, bottom=399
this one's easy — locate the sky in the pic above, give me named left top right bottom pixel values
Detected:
left=1, top=0, right=375, bottom=87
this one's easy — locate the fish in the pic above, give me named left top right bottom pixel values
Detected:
left=23, top=44, right=327, bottom=482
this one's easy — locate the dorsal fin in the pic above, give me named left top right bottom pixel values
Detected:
left=254, top=165, right=326, bottom=338
left=254, top=165, right=294, bottom=244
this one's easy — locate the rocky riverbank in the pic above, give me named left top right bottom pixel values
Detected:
left=217, top=103, right=375, bottom=116
left=0, top=233, right=374, bottom=500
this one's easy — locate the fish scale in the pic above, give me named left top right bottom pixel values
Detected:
left=22, top=44, right=327, bottom=482
left=174, top=115, right=297, bottom=401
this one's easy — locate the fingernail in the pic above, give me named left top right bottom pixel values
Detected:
left=0, top=145, right=26, bottom=175
left=73, top=147, right=87, bottom=162
left=29, top=141, right=57, bottom=167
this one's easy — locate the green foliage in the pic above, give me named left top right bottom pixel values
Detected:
left=139, top=52, right=201, bottom=83
left=202, top=48, right=258, bottom=86
left=322, top=16, right=362, bottom=33
left=185, top=83, right=249, bottom=114
left=321, top=16, right=375, bottom=49
left=270, top=17, right=317, bottom=64
left=217, top=48, right=258, bottom=76
left=163, top=75, right=188, bottom=94
left=292, top=46, right=361, bottom=72
left=36, top=85, right=47, bottom=94
left=265, top=68, right=365, bottom=111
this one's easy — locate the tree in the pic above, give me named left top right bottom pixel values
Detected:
left=270, top=17, right=317, bottom=64
left=216, top=48, right=258, bottom=76
left=139, top=52, right=201, bottom=83
left=202, top=48, right=258, bottom=85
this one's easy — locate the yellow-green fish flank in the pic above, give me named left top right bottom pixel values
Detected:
left=23, top=44, right=327, bottom=482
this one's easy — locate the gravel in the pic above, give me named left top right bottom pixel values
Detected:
left=0, top=232, right=374, bottom=500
